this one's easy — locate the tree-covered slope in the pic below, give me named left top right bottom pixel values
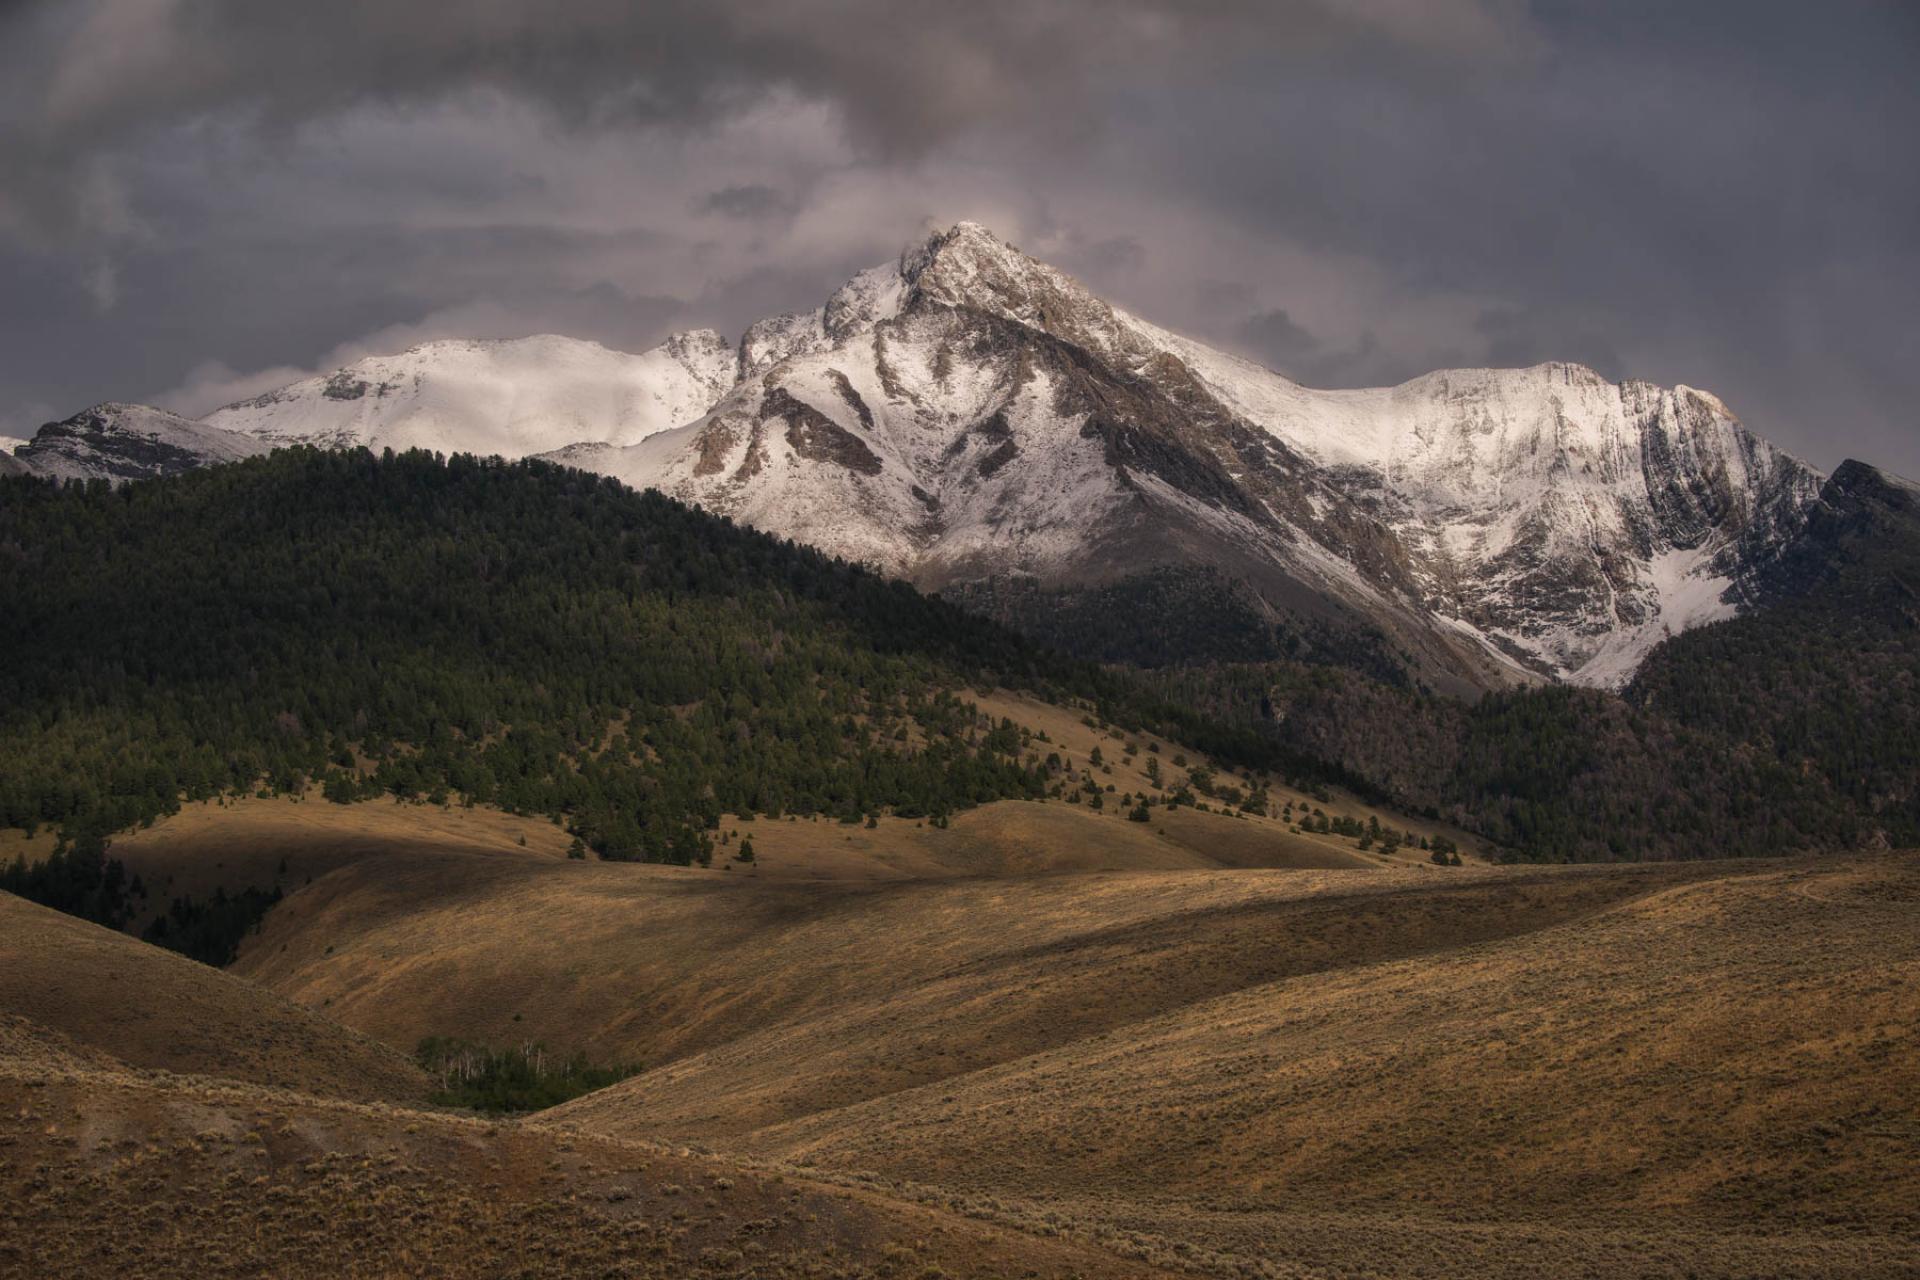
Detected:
left=938, top=565, right=1417, bottom=684
left=1625, top=460, right=1920, bottom=839
left=0, top=448, right=1288, bottom=862
left=1139, top=461, right=1920, bottom=862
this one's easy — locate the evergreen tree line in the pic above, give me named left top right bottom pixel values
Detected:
left=0, top=448, right=1346, bottom=871
left=0, top=834, right=281, bottom=965
left=416, top=1036, right=641, bottom=1113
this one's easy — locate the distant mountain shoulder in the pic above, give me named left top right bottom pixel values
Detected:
left=202, top=331, right=736, bottom=458
left=13, top=402, right=265, bottom=484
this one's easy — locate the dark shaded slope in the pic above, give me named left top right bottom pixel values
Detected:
left=1627, top=460, right=1920, bottom=842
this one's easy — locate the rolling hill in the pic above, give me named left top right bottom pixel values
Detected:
left=0, top=990, right=1168, bottom=1280
left=16, top=792, right=1900, bottom=1279
left=0, top=891, right=425, bottom=1102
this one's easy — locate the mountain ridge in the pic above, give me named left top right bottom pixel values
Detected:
left=553, top=224, right=1823, bottom=690
left=12, top=402, right=267, bottom=483
left=8, top=223, right=1830, bottom=691
left=200, top=330, right=735, bottom=458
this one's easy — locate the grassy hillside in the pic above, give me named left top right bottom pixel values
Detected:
left=0, top=892, right=426, bottom=1102
left=659, top=856, right=1920, bottom=1229
left=2, top=777, right=1913, bottom=1277
left=152, top=800, right=1915, bottom=1279
left=225, top=804, right=1425, bottom=1068
left=0, top=1012, right=1169, bottom=1280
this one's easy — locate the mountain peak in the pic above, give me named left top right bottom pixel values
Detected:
left=1827, top=458, right=1920, bottom=507
left=892, top=222, right=1129, bottom=355
left=909, top=219, right=1014, bottom=259
left=901, top=221, right=1038, bottom=290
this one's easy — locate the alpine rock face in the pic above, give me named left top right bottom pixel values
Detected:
left=9, top=224, right=1825, bottom=692
left=557, top=223, right=1823, bottom=691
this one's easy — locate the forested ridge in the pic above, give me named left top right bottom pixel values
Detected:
left=0, top=447, right=1333, bottom=864
left=1140, top=461, right=1920, bottom=861
left=3, top=447, right=1911, bottom=872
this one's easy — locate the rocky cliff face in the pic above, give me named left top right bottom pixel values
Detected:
left=566, top=224, right=1822, bottom=690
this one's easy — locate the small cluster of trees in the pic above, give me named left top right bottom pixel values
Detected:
left=416, top=1037, right=641, bottom=1113
left=0, top=832, right=282, bottom=965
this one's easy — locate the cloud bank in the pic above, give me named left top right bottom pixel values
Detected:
left=0, top=0, right=1914, bottom=472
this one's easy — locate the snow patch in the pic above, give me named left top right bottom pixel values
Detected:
left=205, top=332, right=736, bottom=459
left=1568, top=547, right=1738, bottom=688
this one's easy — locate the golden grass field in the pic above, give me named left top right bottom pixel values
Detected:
left=3, top=693, right=1917, bottom=1277
left=0, top=1011, right=1168, bottom=1279
left=0, top=893, right=425, bottom=1104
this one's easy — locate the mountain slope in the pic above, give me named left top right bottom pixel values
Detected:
left=560, top=224, right=1820, bottom=691
left=203, top=331, right=735, bottom=457
left=0, top=446, right=1307, bottom=850
left=0, top=891, right=426, bottom=1102
left=1624, top=459, right=1920, bottom=835
left=14, top=402, right=267, bottom=483
left=1124, top=458, right=1920, bottom=859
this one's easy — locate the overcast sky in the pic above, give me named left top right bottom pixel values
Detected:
left=1, top=1, right=1914, bottom=472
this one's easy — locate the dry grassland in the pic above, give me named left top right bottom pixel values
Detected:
left=0, top=1012, right=1169, bottom=1279
left=0, top=893, right=425, bottom=1103
left=3, top=708, right=1915, bottom=1277
left=105, top=793, right=574, bottom=928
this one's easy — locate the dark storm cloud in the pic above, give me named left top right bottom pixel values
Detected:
left=1234, top=309, right=1396, bottom=390
left=2, top=0, right=1522, bottom=242
left=699, top=185, right=798, bottom=221
left=1122, top=2, right=1920, bottom=467
left=0, top=0, right=1914, bottom=474
left=1237, top=309, right=1322, bottom=369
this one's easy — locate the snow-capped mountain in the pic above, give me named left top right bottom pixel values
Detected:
left=558, top=223, right=1821, bottom=690
left=11, top=403, right=267, bottom=484
left=11, top=223, right=1826, bottom=691
left=202, top=332, right=735, bottom=458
